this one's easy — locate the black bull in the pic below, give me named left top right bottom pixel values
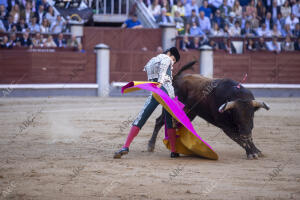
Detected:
left=147, top=61, right=270, bottom=159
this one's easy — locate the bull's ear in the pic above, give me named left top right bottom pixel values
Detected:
left=252, top=101, right=270, bottom=111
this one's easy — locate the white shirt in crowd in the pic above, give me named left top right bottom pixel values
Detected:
left=292, top=3, right=300, bottom=18
left=45, top=13, right=57, bottom=25
left=29, top=23, right=40, bottom=33
left=276, top=0, right=285, bottom=7
left=266, top=41, right=281, bottom=52
left=199, top=16, right=211, bottom=32
left=148, top=4, right=161, bottom=17
left=229, top=26, right=241, bottom=36
left=209, top=0, right=223, bottom=8
left=285, top=15, right=299, bottom=30
left=256, top=27, right=272, bottom=37
left=50, top=21, right=65, bottom=33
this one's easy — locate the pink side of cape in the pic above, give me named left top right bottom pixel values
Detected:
left=122, top=82, right=215, bottom=151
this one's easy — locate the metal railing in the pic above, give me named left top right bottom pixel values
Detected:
left=88, top=0, right=130, bottom=15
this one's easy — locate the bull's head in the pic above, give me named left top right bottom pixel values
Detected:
left=218, top=100, right=270, bottom=135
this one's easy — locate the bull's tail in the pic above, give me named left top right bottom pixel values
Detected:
left=173, top=60, right=197, bottom=80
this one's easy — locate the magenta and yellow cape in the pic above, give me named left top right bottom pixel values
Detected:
left=122, top=81, right=218, bottom=160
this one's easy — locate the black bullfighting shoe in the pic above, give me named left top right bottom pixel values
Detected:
left=113, top=147, right=129, bottom=159
left=170, top=152, right=180, bottom=158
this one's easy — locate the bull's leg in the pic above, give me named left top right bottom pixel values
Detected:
left=223, top=131, right=260, bottom=159
left=248, top=137, right=263, bottom=157
left=147, top=111, right=164, bottom=152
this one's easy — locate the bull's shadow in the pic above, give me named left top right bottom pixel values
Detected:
left=148, top=61, right=270, bottom=159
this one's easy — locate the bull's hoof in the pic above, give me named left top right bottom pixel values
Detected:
left=147, top=141, right=155, bottom=152
left=247, top=153, right=258, bottom=160
left=257, top=151, right=264, bottom=157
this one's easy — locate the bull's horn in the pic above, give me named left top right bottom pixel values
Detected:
left=218, top=101, right=236, bottom=113
left=252, top=100, right=270, bottom=110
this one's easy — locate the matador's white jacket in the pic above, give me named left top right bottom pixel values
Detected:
left=143, top=54, right=175, bottom=98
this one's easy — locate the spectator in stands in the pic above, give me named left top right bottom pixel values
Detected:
left=266, top=36, right=281, bottom=53
left=199, top=0, right=212, bottom=19
left=246, top=0, right=257, bottom=17
left=229, top=20, right=241, bottom=36
left=54, top=32, right=67, bottom=47
left=294, top=37, right=300, bottom=50
left=256, top=0, right=266, bottom=21
left=223, top=23, right=230, bottom=35
left=190, top=36, right=202, bottom=49
left=208, top=40, right=219, bottom=49
left=250, top=11, right=260, bottom=29
left=16, top=17, right=27, bottom=32
left=274, top=12, right=285, bottom=33
left=7, top=32, right=19, bottom=47
left=210, top=22, right=224, bottom=36
left=121, top=14, right=143, bottom=29
left=161, top=0, right=170, bottom=12
left=44, top=35, right=56, bottom=47
left=190, top=21, right=205, bottom=36
left=171, top=0, right=185, bottom=17
left=0, top=4, right=8, bottom=20
left=294, top=23, right=300, bottom=37
left=4, top=14, right=13, bottom=31
left=51, top=15, right=65, bottom=33
left=10, top=4, right=20, bottom=23
left=257, top=22, right=272, bottom=36
left=264, top=12, right=273, bottom=30
left=185, top=0, right=198, bottom=17
left=285, top=13, right=299, bottom=31
left=20, top=31, right=32, bottom=47
left=40, top=18, right=50, bottom=33
left=45, top=6, right=57, bottom=25
left=271, top=24, right=282, bottom=36
left=281, top=35, right=294, bottom=51
left=156, top=7, right=173, bottom=24
left=0, top=18, right=5, bottom=31
left=241, top=21, right=256, bottom=36
left=281, top=0, right=292, bottom=18
left=29, top=16, right=40, bottom=33
left=245, top=38, right=256, bottom=51
left=35, top=4, right=45, bottom=25
left=255, top=37, right=267, bottom=50
left=10, top=23, right=17, bottom=32
left=219, top=38, right=236, bottom=54
left=225, top=12, right=236, bottom=27
left=148, top=0, right=161, bottom=20
left=21, top=2, right=34, bottom=24
left=32, top=32, right=44, bottom=47
left=240, top=0, right=251, bottom=7
left=292, top=0, right=300, bottom=18
left=209, top=0, right=223, bottom=13
left=67, top=35, right=79, bottom=48
left=174, top=10, right=185, bottom=32
left=220, top=0, right=231, bottom=18
left=270, top=0, right=280, bottom=21
left=187, top=9, right=199, bottom=26
left=7, top=0, right=17, bottom=13
left=0, top=35, right=11, bottom=48
left=37, top=0, right=50, bottom=12
left=282, top=23, right=294, bottom=36
left=180, top=35, right=193, bottom=51
left=199, top=11, right=211, bottom=34
left=233, top=0, right=242, bottom=19
left=212, top=9, right=225, bottom=28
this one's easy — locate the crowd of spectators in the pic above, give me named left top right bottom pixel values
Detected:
left=0, top=0, right=82, bottom=50
left=144, top=0, right=300, bottom=52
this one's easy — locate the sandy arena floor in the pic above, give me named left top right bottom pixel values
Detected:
left=0, top=97, right=299, bottom=200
